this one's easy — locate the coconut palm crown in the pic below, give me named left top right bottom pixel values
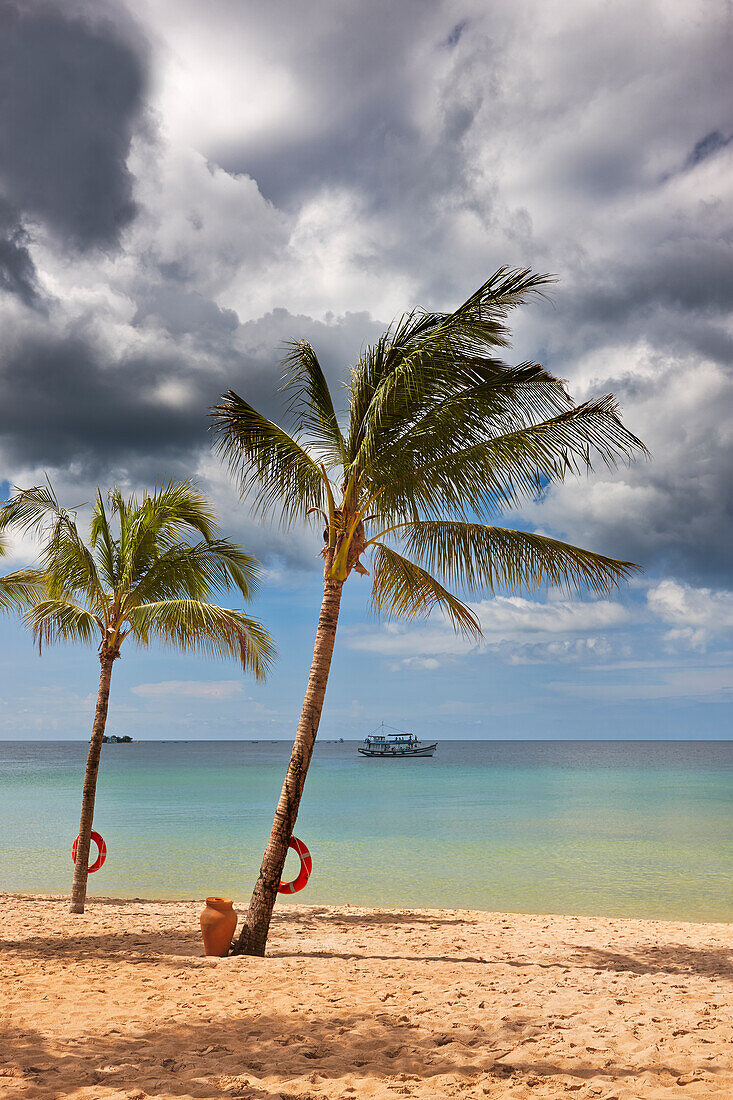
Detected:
left=0, top=479, right=275, bottom=912
left=211, top=267, right=648, bottom=957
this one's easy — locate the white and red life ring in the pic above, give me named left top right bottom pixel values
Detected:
left=278, top=836, right=312, bottom=894
left=71, top=830, right=107, bottom=873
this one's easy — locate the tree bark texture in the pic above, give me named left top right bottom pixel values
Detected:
left=69, top=649, right=116, bottom=914
left=233, top=572, right=344, bottom=955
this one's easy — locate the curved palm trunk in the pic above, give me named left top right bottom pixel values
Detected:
left=233, top=573, right=344, bottom=956
left=69, top=649, right=117, bottom=914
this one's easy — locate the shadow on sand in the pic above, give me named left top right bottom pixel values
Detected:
left=0, top=1006, right=717, bottom=1100
left=567, top=942, right=733, bottom=980
left=273, top=906, right=471, bottom=928
left=2, top=923, right=732, bottom=980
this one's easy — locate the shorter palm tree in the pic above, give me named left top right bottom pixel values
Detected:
left=0, top=480, right=275, bottom=913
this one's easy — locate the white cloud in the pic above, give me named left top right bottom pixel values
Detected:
left=494, top=636, right=619, bottom=666
left=348, top=592, right=632, bottom=666
left=353, top=581, right=733, bottom=672
left=400, top=656, right=441, bottom=670
left=131, top=679, right=244, bottom=699
left=349, top=621, right=472, bottom=661
left=647, top=579, right=733, bottom=651
left=473, top=593, right=631, bottom=636
left=647, top=579, right=733, bottom=629
left=0, top=526, right=42, bottom=568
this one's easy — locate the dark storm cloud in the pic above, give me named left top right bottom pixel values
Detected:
left=0, top=1, right=147, bottom=249
left=0, top=199, right=41, bottom=308
left=235, top=116, right=419, bottom=211
left=212, top=0, right=471, bottom=211
left=0, top=334, right=211, bottom=474
left=553, top=237, right=733, bottom=364
left=0, top=308, right=383, bottom=478
left=133, top=286, right=239, bottom=347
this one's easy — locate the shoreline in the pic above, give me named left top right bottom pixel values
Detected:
left=2, top=895, right=732, bottom=1098
left=3, top=890, right=733, bottom=929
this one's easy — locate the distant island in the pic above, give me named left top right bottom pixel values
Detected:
left=102, top=735, right=133, bottom=744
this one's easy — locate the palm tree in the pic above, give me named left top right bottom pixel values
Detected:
left=0, top=480, right=275, bottom=913
left=212, top=267, right=648, bottom=957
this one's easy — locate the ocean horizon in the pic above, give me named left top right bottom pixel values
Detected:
left=2, top=738, right=731, bottom=922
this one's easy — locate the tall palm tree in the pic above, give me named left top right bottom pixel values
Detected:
left=0, top=480, right=275, bottom=913
left=212, top=267, right=648, bottom=957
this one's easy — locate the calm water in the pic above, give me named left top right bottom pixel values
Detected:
left=1, top=740, right=731, bottom=921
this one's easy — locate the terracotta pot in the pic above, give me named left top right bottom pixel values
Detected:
left=200, top=896, right=238, bottom=956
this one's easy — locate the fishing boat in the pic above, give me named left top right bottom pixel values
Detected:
left=357, top=723, right=437, bottom=758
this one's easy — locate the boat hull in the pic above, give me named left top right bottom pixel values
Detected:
left=358, top=743, right=437, bottom=758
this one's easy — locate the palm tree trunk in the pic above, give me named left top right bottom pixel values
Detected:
left=233, top=573, right=344, bottom=956
left=69, top=649, right=116, bottom=914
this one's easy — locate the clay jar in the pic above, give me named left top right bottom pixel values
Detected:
left=200, top=896, right=238, bottom=956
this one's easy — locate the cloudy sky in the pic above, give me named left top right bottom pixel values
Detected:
left=1, top=0, right=731, bottom=740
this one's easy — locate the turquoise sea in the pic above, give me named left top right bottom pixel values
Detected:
left=1, top=740, right=731, bottom=922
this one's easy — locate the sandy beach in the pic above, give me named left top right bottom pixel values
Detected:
left=1, top=895, right=731, bottom=1099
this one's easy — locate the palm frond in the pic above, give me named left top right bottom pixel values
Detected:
left=210, top=390, right=325, bottom=525
left=369, top=543, right=481, bottom=639
left=281, top=341, right=346, bottom=463
left=89, top=490, right=119, bottom=589
left=450, top=267, right=555, bottom=337
left=42, top=524, right=105, bottom=608
left=0, top=483, right=104, bottom=602
left=136, top=480, right=218, bottom=542
left=398, top=521, right=640, bottom=597
left=347, top=268, right=554, bottom=477
left=378, top=360, right=573, bottom=461
left=4, top=479, right=272, bottom=678
left=129, top=539, right=262, bottom=605
left=0, top=481, right=67, bottom=534
left=126, top=599, right=276, bottom=681
left=0, top=568, right=48, bottom=613
left=372, top=394, right=648, bottom=523
left=114, top=480, right=219, bottom=590
left=24, top=599, right=103, bottom=651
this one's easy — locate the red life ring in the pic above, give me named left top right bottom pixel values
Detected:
left=71, top=830, right=107, bottom=873
left=277, top=836, right=312, bottom=894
